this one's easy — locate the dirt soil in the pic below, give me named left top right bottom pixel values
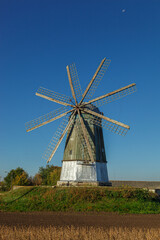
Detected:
left=1, top=212, right=160, bottom=228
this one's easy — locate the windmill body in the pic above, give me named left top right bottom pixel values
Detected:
left=60, top=106, right=109, bottom=185
left=25, top=58, right=136, bottom=186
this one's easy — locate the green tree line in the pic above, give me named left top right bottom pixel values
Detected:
left=0, top=165, right=61, bottom=191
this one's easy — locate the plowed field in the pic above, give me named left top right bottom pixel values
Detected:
left=1, top=212, right=160, bottom=228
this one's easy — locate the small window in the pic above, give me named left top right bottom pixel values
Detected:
left=69, top=150, right=72, bottom=155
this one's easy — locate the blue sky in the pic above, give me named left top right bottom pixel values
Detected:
left=0, top=0, right=160, bottom=181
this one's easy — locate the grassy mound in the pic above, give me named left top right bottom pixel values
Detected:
left=0, top=186, right=160, bottom=213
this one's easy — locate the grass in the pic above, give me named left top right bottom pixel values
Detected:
left=0, top=186, right=160, bottom=213
left=1, top=225, right=160, bottom=240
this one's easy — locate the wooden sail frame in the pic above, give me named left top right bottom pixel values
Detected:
left=26, top=58, right=136, bottom=163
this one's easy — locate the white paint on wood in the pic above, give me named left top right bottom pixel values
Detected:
left=60, top=161, right=109, bottom=183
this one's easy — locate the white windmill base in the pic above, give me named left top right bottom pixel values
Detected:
left=57, top=161, right=112, bottom=186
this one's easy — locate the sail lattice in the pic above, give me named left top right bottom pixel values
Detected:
left=89, top=115, right=129, bottom=136
left=68, top=63, right=82, bottom=101
left=26, top=57, right=136, bottom=163
left=42, top=114, right=71, bottom=162
left=84, top=59, right=111, bottom=101
left=36, top=87, right=73, bottom=105
left=25, top=106, right=68, bottom=132
left=76, top=117, right=95, bottom=161
left=92, top=84, right=137, bottom=108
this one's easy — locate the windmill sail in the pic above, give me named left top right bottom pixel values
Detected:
left=43, top=112, right=75, bottom=163
left=67, top=63, right=83, bottom=102
left=82, top=108, right=130, bottom=130
left=81, top=58, right=111, bottom=103
left=25, top=106, right=73, bottom=132
left=65, top=116, right=92, bottom=162
left=84, top=83, right=136, bottom=108
left=36, top=87, right=73, bottom=107
left=77, top=110, right=95, bottom=163
left=89, top=115, right=129, bottom=136
left=26, top=57, right=136, bottom=167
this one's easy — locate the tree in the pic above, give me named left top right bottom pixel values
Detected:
left=4, top=167, right=29, bottom=189
left=49, top=167, right=61, bottom=186
left=0, top=181, right=7, bottom=191
left=38, top=165, right=61, bottom=185
left=12, top=172, right=29, bottom=186
left=33, top=173, right=42, bottom=185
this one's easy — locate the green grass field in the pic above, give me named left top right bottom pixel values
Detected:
left=0, top=186, right=160, bottom=213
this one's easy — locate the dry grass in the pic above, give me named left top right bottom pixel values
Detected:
left=0, top=225, right=160, bottom=240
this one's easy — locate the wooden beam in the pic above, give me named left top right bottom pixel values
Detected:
left=79, top=58, right=106, bottom=104
left=66, top=65, right=78, bottom=105
left=82, top=108, right=130, bottom=130
left=26, top=109, right=74, bottom=132
left=36, top=92, right=74, bottom=107
left=77, top=109, right=95, bottom=163
left=82, top=83, right=136, bottom=106
left=47, top=111, right=76, bottom=163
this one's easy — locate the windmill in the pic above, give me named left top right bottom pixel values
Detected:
left=25, top=58, right=136, bottom=186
